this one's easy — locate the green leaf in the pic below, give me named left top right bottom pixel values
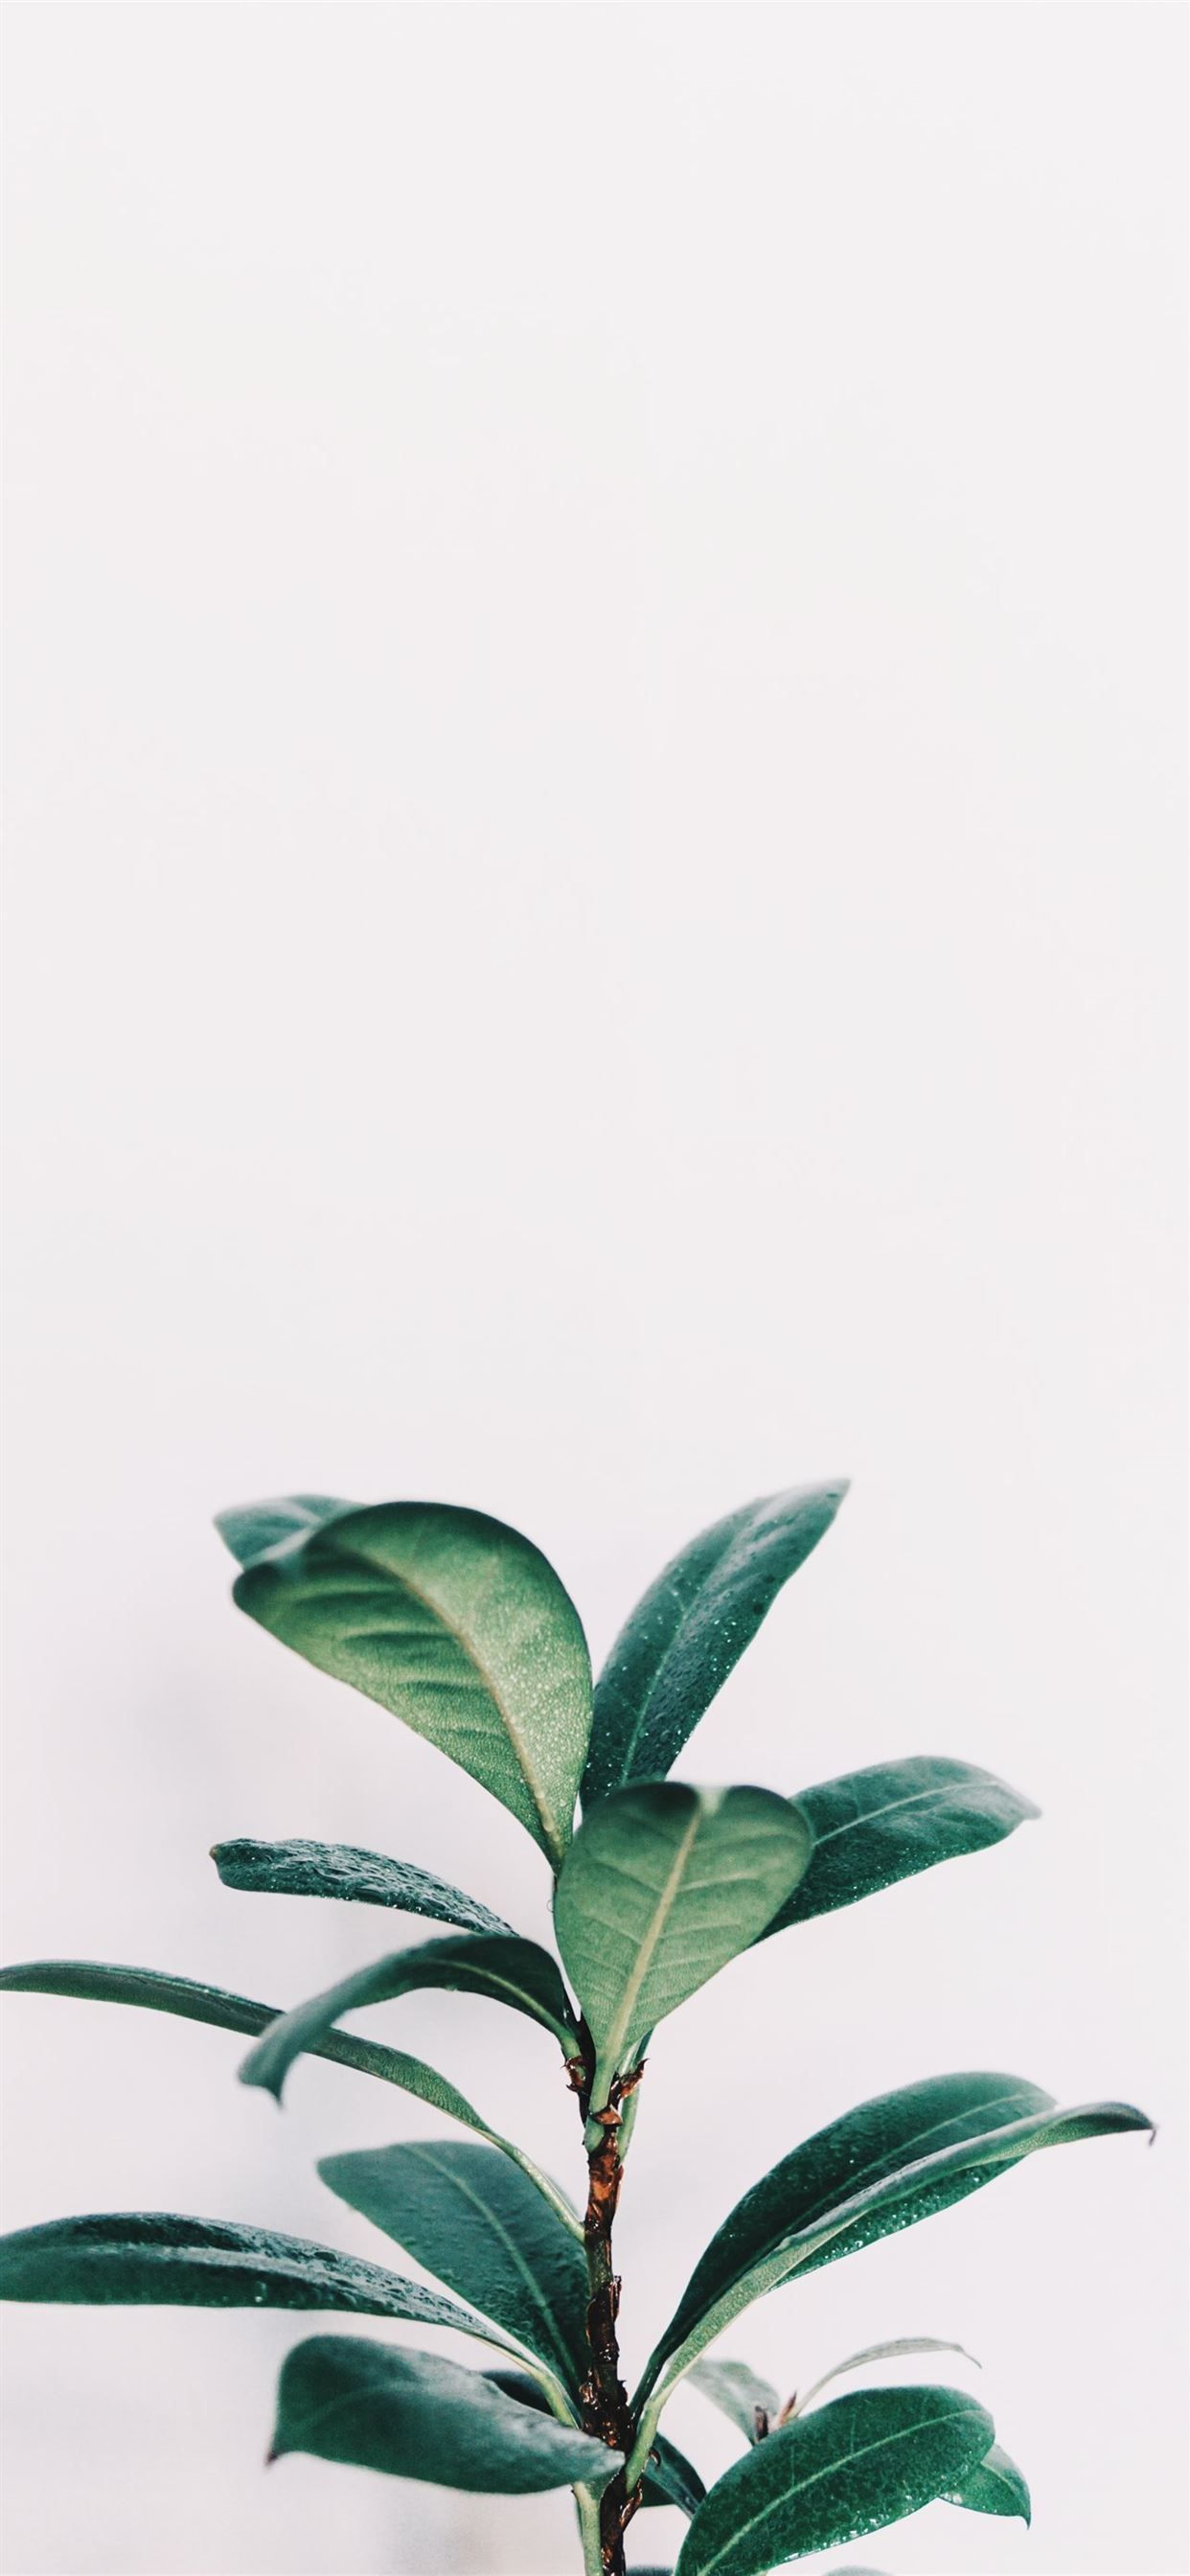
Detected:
left=211, top=1837, right=513, bottom=1937
left=489, top=2374, right=705, bottom=2518
left=240, top=1932, right=578, bottom=2102
left=319, top=2139, right=589, bottom=2399
left=226, top=1497, right=592, bottom=1866
left=673, top=2385, right=995, bottom=2576
left=688, top=2357, right=780, bottom=2445
left=688, top=2342, right=976, bottom=2443
left=631, top=2074, right=1151, bottom=2466
left=215, top=1495, right=353, bottom=1568
left=794, top=2338, right=977, bottom=2413
left=643, top=2429, right=708, bottom=2518
left=270, top=2335, right=620, bottom=2494
left=0, top=1958, right=580, bottom=2235
left=762, top=1759, right=1039, bottom=1936
left=946, top=2440, right=1031, bottom=2523
left=485, top=2367, right=557, bottom=2406
left=0, top=2212, right=495, bottom=2338
left=582, top=1484, right=848, bottom=1806
left=554, top=1783, right=812, bottom=2126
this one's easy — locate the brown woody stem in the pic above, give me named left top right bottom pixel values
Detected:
left=568, top=2050, right=644, bottom=2576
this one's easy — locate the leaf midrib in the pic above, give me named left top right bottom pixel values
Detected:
left=703, top=2118, right=1041, bottom=2344
left=593, top=1797, right=706, bottom=2078
left=608, top=1530, right=743, bottom=1781
left=398, top=2146, right=579, bottom=2387
left=325, top=1939, right=574, bottom=2051
left=694, top=2082, right=1041, bottom=2288
left=647, top=2086, right=1048, bottom=2399
left=325, top=1532, right=568, bottom=1866
left=808, top=1777, right=1006, bottom=1848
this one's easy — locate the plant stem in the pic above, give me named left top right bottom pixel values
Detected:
left=568, top=2045, right=647, bottom=2576
left=574, top=2482, right=605, bottom=2576
left=582, top=2117, right=633, bottom=2574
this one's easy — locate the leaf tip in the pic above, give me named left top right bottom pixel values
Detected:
left=239, top=2056, right=286, bottom=2106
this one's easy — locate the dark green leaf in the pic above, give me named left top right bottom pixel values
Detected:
left=673, top=2385, right=995, bottom=2576
left=645, top=2074, right=1049, bottom=2403
left=946, top=2441, right=1031, bottom=2523
left=271, top=2335, right=620, bottom=2494
left=319, top=2140, right=588, bottom=2398
left=582, top=1484, right=848, bottom=1806
left=688, top=2357, right=780, bottom=2445
left=489, top=2375, right=705, bottom=2517
left=0, top=1958, right=580, bottom=2233
left=554, top=1783, right=812, bottom=2126
left=0, top=2213, right=485, bottom=2336
left=212, top=1837, right=513, bottom=1937
left=633, top=2075, right=1151, bottom=2458
left=643, top=2429, right=708, bottom=2518
left=486, top=2368, right=554, bottom=2405
left=227, top=1498, right=592, bottom=1865
left=215, top=1496, right=352, bottom=1569
left=240, top=1932, right=578, bottom=2102
left=762, top=1759, right=1039, bottom=1936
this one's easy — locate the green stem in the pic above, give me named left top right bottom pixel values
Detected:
left=574, top=2482, right=605, bottom=2576
left=625, top=2380, right=667, bottom=2490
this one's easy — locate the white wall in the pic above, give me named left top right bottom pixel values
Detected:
left=2, top=8, right=1185, bottom=2575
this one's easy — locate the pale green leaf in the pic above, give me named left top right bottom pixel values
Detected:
left=582, top=1484, right=848, bottom=1806
left=215, top=1496, right=352, bottom=1568
left=688, top=2357, right=780, bottom=2445
left=227, top=1497, right=592, bottom=1865
left=794, top=2337, right=977, bottom=2412
left=554, top=1782, right=812, bottom=2126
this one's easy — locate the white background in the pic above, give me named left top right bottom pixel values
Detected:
left=2, top=8, right=1185, bottom=2575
